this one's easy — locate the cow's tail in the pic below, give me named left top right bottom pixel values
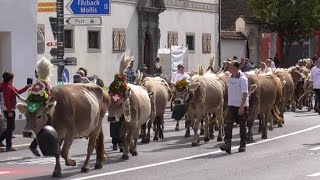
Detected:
left=272, top=106, right=283, bottom=124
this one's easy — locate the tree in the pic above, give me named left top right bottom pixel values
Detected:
left=248, top=0, right=320, bottom=67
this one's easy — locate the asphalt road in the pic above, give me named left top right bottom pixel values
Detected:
left=0, top=108, right=320, bottom=180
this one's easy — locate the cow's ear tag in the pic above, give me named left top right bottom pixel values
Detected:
left=27, top=102, right=42, bottom=113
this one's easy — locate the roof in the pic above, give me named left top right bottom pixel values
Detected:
left=221, top=31, right=247, bottom=40
left=221, top=0, right=253, bottom=31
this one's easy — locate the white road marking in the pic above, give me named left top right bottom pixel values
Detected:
left=70, top=124, right=320, bottom=180
left=307, top=172, right=320, bottom=177
left=309, top=146, right=320, bottom=151
left=0, top=171, right=12, bottom=175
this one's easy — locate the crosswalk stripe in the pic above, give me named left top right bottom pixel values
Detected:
left=309, top=146, right=320, bottom=151
left=307, top=172, right=320, bottom=177
left=6, top=157, right=82, bottom=165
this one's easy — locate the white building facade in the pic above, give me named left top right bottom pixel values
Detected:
left=37, top=0, right=219, bottom=85
left=0, top=0, right=37, bottom=89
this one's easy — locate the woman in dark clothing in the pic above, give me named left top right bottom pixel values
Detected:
left=0, top=71, right=30, bottom=151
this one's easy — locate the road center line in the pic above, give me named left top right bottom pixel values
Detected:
left=309, top=146, right=320, bottom=151
left=71, top=124, right=320, bottom=180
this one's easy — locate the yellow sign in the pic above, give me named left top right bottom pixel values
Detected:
left=38, top=2, right=56, bottom=13
left=38, top=7, right=56, bottom=13
left=38, top=2, right=56, bottom=7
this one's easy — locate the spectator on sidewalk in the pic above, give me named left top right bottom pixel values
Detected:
left=124, top=60, right=136, bottom=84
left=0, top=71, right=31, bottom=151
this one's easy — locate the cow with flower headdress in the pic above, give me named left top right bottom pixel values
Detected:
left=172, top=64, right=226, bottom=146
left=107, top=53, right=153, bottom=160
left=16, top=57, right=110, bottom=177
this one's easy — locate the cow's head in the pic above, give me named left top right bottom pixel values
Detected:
left=172, top=81, right=200, bottom=106
left=108, top=89, right=131, bottom=123
left=16, top=96, right=57, bottom=138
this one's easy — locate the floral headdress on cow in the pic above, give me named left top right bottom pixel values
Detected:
left=175, top=79, right=189, bottom=92
left=108, top=73, right=129, bottom=102
left=27, top=57, right=53, bottom=113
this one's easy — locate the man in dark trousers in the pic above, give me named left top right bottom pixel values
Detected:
left=220, top=60, right=249, bottom=154
left=110, top=116, right=124, bottom=151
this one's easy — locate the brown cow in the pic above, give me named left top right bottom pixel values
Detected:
left=17, top=84, right=110, bottom=177
left=273, top=69, right=294, bottom=124
left=140, top=76, right=171, bottom=142
left=173, top=67, right=225, bottom=146
left=288, top=66, right=307, bottom=111
left=246, top=72, right=282, bottom=141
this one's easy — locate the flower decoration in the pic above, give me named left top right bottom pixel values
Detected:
left=175, top=79, right=189, bottom=91
left=27, top=80, right=50, bottom=103
left=109, top=73, right=129, bottom=96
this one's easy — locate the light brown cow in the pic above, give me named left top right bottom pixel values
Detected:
left=140, top=76, right=171, bottom=142
left=173, top=68, right=225, bottom=146
left=17, top=84, right=110, bottom=177
left=108, top=84, right=152, bottom=160
left=107, top=53, right=152, bottom=160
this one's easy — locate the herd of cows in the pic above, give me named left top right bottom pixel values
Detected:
left=16, top=55, right=317, bottom=177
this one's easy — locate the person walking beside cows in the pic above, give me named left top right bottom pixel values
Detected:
left=220, top=60, right=250, bottom=154
left=311, top=58, right=320, bottom=114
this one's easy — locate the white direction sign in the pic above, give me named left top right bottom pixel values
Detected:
left=65, top=17, right=102, bottom=26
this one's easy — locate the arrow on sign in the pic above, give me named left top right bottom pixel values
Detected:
left=66, top=0, right=110, bottom=15
left=65, top=17, right=102, bottom=26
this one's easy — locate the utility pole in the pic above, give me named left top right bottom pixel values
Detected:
left=56, top=0, right=64, bottom=82
left=218, top=0, right=221, bottom=66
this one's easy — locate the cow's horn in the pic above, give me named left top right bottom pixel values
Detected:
left=16, top=94, right=27, bottom=103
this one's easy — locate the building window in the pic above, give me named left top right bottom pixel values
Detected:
left=202, top=33, right=211, bottom=53
left=64, top=27, right=75, bottom=53
left=113, top=29, right=126, bottom=52
left=64, top=29, right=73, bottom=49
left=37, top=24, right=45, bottom=54
left=186, top=33, right=195, bottom=52
left=88, top=27, right=101, bottom=53
left=168, top=32, right=178, bottom=48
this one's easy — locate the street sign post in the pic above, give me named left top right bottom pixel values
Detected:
left=51, top=57, right=78, bottom=66
left=47, top=42, right=63, bottom=47
left=66, top=0, right=111, bottom=16
left=65, top=17, right=102, bottom=26
left=49, top=17, right=57, bottom=40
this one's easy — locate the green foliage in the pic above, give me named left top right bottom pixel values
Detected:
left=248, top=0, right=320, bottom=66
left=248, top=0, right=320, bottom=43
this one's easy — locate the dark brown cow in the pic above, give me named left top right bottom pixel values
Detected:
left=274, top=69, right=294, bottom=125
left=246, top=72, right=281, bottom=141
left=17, top=84, right=110, bottom=177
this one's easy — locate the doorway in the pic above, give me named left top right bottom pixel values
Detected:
left=144, top=33, right=152, bottom=74
left=0, top=32, right=12, bottom=76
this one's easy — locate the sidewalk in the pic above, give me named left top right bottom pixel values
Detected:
left=0, top=135, right=32, bottom=152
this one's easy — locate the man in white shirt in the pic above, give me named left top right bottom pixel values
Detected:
left=311, top=58, right=320, bottom=114
left=220, top=60, right=249, bottom=154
